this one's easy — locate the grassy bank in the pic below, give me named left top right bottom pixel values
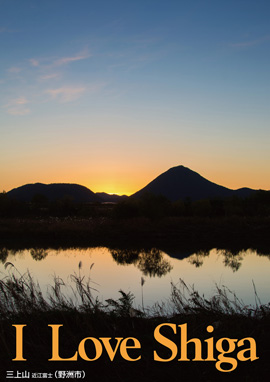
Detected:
left=0, top=266, right=269, bottom=381
left=1, top=216, right=270, bottom=251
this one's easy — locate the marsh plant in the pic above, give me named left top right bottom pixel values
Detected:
left=0, top=262, right=101, bottom=318
left=170, top=278, right=270, bottom=318
left=0, top=262, right=269, bottom=321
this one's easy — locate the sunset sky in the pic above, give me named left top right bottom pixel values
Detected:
left=1, top=0, right=270, bottom=195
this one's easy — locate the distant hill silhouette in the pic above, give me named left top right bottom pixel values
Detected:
left=96, top=193, right=128, bottom=203
left=132, top=165, right=257, bottom=201
left=7, top=183, right=128, bottom=203
left=6, top=166, right=262, bottom=204
left=7, top=183, right=101, bottom=203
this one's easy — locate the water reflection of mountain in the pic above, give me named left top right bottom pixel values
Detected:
left=109, top=246, right=252, bottom=275
left=30, top=248, right=48, bottom=261
left=164, top=248, right=270, bottom=272
left=217, top=249, right=244, bottom=272
left=1, top=246, right=270, bottom=275
left=109, top=248, right=172, bottom=277
left=187, top=250, right=210, bottom=268
left=109, top=246, right=253, bottom=276
left=160, top=249, right=195, bottom=261
left=0, top=248, right=8, bottom=264
left=185, top=249, right=244, bottom=272
left=162, top=247, right=270, bottom=262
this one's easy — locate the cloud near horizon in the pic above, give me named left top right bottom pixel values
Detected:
left=7, top=66, right=22, bottom=74
left=39, top=73, right=61, bottom=81
left=54, top=51, right=90, bottom=66
left=46, top=86, right=86, bottom=102
left=29, top=59, right=39, bottom=67
left=29, top=50, right=90, bottom=69
left=229, top=35, right=270, bottom=48
left=13, top=97, right=28, bottom=105
left=0, top=27, right=16, bottom=34
left=6, top=107, right=30, bottom=116
left=4, top=96, right=30, bottom=115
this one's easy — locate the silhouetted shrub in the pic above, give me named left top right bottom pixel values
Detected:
left=139, top=193, right=171, bottom=219
left=193, top=199, right=212, bottom=217
left=113, top=199, right=140, bottom=218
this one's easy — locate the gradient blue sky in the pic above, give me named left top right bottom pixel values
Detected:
left=1, top=0, right=270, bottom=194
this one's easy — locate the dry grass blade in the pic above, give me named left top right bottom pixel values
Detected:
left=170, top=278, right=267, bottom=318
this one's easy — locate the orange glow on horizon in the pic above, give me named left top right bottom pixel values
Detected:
left=86, top=182, right=141, bottom=196
left=2, top=163, right=270, bottom=195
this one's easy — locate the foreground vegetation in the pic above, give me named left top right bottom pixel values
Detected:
left=1, top=191, right=269, bottom=379
left=0, top=265, right=269, bottom=381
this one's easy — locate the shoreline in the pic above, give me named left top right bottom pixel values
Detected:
left=0, top=216, right=269, bottom=251
left=1, top=216, right=269, bottom=379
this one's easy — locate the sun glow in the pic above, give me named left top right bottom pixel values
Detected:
left=93, top=185, right=132, bottom=196
left=85, top=174, right=148, bottom=197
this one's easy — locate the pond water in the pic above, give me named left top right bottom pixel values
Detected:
left=0, top=247, right=269, bottom=309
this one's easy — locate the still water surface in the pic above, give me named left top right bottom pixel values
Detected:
left=1, top=247, right=269, bottom=308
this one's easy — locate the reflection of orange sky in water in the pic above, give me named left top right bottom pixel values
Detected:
left=2, top=248, right=270, bottom=307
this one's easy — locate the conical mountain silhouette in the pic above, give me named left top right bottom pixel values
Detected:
left=132, top=165, right=255, bottom=201
left=7, top=166, right=257, bottom=202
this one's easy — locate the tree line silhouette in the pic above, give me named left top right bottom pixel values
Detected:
left=0, top=190, right=270, bottom=219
